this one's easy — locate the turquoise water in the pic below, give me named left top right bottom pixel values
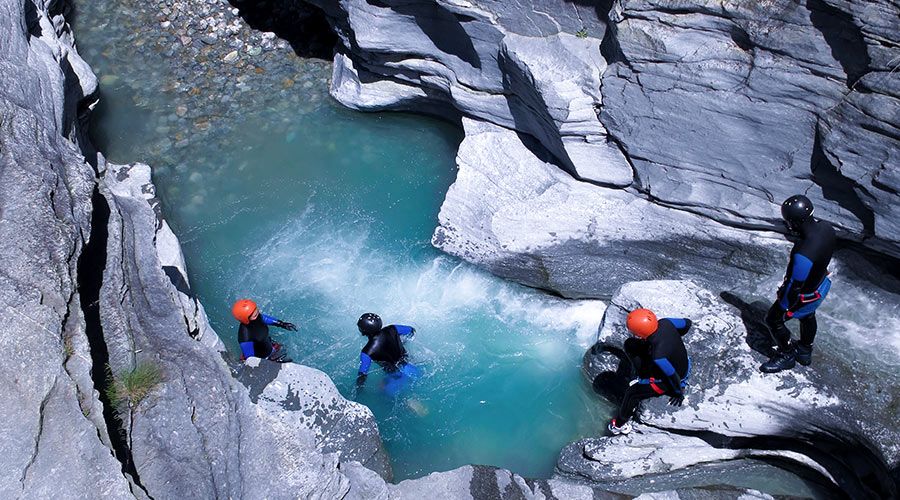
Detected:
left=73, top=0, right=608, bottom=480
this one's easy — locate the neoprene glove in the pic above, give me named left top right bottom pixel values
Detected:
left=668, top=394, right=684, bottom=406
left=275, top=321, right=298, bottom=331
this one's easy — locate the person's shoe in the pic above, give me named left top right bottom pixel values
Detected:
left=760, top=348, right=796, bottom=373
left=608, top=419, right=632, bottom=436
left=795, top=343, right=813, bottom=366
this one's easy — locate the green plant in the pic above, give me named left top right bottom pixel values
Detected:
left=63, top=336, right=75, bottom=358
left=105, top=362, right=163, bottom=412
left=576, top=27, right=588, bottom=38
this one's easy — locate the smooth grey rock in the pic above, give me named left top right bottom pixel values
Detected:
left=237, top=358, right=392, bottom=480
left=571, top=279, right=898, bottom=498
left=433, top=118, right=785, bottom=298
left=0, top=0, right=134, bottom=497
left=310, top=0, right=899, bottom=264
left=600, top=0, right=899, bottom=253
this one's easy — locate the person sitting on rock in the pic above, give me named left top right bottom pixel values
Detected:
left=232, top=299, right=297, bottom=363
left=760, top=195, right=835, bottom=373
left=608, top=309, right=692, bottom=436
left=356, top=313, right=421, bottom=395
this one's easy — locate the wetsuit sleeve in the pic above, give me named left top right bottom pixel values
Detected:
left=653, top=358, right=683, bottom=395
left=260, top=313, right=278, bottom=325
left=356, top=353, right=372, bottom=387
left=240, top=341, right=255, bottom=359
left=394, top=325, right=416, bottom=337
left=664, top=318, right=692, bottom=336
left=358, top=353, right=372, bottom=375
left=780, top=254, right=813, bottom=311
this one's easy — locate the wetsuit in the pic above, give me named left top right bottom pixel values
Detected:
left=767, top=217, right=835, bottom=348
left=238, top=314, right=289, bottom=361
left=357, top=325, right=416, bottom=388
left=614, top=318, right=692, bottom=425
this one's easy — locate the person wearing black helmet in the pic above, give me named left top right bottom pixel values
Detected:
left=760, top=194, right=835, bottom=373
left=356, top=313, right=421, bottom=394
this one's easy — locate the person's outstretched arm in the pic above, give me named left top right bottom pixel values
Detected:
left=356, top=352, right=372, bottom=387
left=394, top=325, right=416, bottom=338
left=261, top=313, right=297, bottom=331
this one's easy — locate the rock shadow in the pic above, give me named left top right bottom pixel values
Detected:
left=227, top=0, right=336, bottom=59
left=719, top=291, right=776, bottom=357
left=587, top=343, right=635, bottom=406
left=364, top=0, right=481, bottom=70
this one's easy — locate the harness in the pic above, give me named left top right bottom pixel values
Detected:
left=642, top=357, right=692, bottom=395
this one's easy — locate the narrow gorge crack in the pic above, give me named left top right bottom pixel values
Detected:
left=77, top=186, right=150, bottom=496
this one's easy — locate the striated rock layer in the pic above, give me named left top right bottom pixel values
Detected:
left=305, top=0, right=899, bottom=293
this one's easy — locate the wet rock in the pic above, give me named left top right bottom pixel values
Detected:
left=222, top=50, right=239, bottom=63
left=568, top=279, right=898, bottom=498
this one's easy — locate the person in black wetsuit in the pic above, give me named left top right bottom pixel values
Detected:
left=760, top=195, right=836, bottom=373
left=608, top=308, right=692, bottom=435
left=356, top=313, right=420, bottom=394
left=232, top=299, right=297, bottom=363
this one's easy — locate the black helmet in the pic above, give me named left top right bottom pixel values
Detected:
left=781, top=195, right=814, bottom=232
left=357, top=313, right=382, bottom=336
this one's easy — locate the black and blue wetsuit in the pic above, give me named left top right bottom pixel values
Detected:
left=768, top=217, right=835, bottom=348
left=357, top=325, right=416, bottom=388
left=614, top=318, right=692, bottom=425
left=238, top=313, right=287, bottom=360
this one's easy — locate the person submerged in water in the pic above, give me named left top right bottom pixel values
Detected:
left=760, top=194, right=835, bottom=373
left=232, top=299, right=297, bottom=363
left=356, top=313, right=421, bottom=395
left=608, top=308, right=692, bottom=436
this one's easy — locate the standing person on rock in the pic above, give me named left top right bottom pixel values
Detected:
left=356, top=313, right=421, bottom=396
left=608, top=309, right=692, bottom=435
left=760, top=195, right=836, bottom=373
left=232, top=299, right=298, bottom=363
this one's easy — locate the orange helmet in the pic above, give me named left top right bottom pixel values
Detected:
left=232, top=299, right=258, bottom=324
left=626, top=308, right=658, bottom=338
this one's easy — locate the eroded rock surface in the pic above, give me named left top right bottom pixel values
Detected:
left=0, top=0, right=132, bottom=496
left=306, top=0, right=899, bottom=291
left=566, top=279, right=898, bottom=498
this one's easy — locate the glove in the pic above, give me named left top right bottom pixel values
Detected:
left=276, top=321, right=297, bottom=331
left=668, top=393, right=684, bottom=406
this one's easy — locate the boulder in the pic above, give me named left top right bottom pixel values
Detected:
left=568, top=279, right=898, bottom=497
left=433, top=118, right=784, bottom=298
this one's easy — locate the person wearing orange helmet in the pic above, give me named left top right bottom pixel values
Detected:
left=608, top=308, right=692, bottom=435
left=232, top=299, right=297, bottom=363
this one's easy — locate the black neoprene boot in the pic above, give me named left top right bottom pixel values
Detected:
left=795, top=343, right=813, bottom=366
left=760, top=347, right=796, bottom=373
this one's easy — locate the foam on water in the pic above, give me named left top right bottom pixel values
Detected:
left=228, top=209, right=609, bottom=478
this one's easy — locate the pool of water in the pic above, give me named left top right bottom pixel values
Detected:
left=72, top=0, right=608, bottom=480
left=71, top=0, right=899, bottom=492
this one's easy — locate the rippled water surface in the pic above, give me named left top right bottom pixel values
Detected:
left=73, top=0, right=608, bottom=480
